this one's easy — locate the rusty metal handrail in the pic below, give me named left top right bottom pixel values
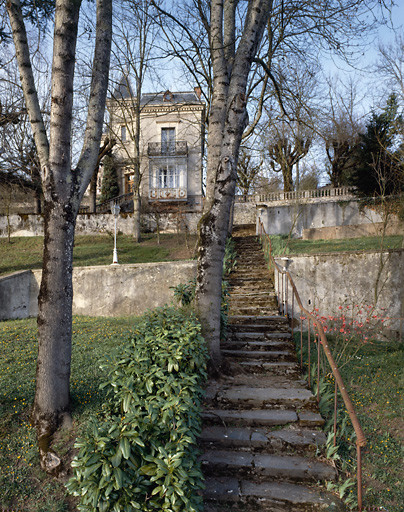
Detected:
left=257, top=218, right=366, bottom=511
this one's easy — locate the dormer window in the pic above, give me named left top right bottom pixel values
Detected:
left=163, top=90, right=173, bottom=102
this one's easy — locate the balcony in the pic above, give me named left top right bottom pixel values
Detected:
left=149, top=187, right=187, bottom=201
left=148, top=141, right=188, bottom=156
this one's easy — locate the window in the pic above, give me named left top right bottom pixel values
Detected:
left=121, top=125, right=127, bottom=142
left=159, top=164, right=178, bottom=188
left=125, top=174, right=134, bottom=193
left=161, top=127, right=175, bottom=154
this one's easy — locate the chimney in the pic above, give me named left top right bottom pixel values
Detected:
left=194, top=86, right=202, bottom=99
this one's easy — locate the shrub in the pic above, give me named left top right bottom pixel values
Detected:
left=66, top=306, right=208, bottom=512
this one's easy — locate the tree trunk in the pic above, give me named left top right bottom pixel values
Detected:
left=196, top=156, right=237, bottom=371
left=89, top=168, right=99, bottom=213
left=195, top=0, right=271, bottom=370
left=133, top=190, right=141, bottom=242
left=31, top=200, right=76, bottom=473
left=7, top=0, right=112, bottom=474
left=34, top=190, right=42, bottom=214
left=282, top=165, right=294, bottom=192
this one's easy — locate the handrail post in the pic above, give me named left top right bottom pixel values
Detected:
left=300, top=315, right=303, bottom=368
left=334, top=379, right=338, bottom=447
left=317, top=332, right=320, bottom=403
left=308, top=319, right=311, bottom=388
left=291, top=291, right=294, bottom=330
left=285, top=273, right=288, bottom=318
left=357, top=443, right=363, bottom=512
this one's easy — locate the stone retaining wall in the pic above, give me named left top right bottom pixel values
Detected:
left=275, top=249, right=404, bottom=328
left=258, top=199, right=403, bottom=238
left=0, top=261, right=197, bottom=320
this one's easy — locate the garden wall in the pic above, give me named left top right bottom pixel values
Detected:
left=0, top=212, right=206, bottom=237
left=0, top=261, right=197, bottom=320
left=258, top=198, right=402, bottom=238
left=275, top=249, right=404, bottom=328
left=0, top=205, right=255, bottom=238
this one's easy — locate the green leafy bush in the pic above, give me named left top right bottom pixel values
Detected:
left=67, top=307, right=208, bottom=512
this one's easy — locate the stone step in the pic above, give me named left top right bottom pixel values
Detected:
left=228, top=325, right=291, bottom=334
left=229, top=276, right=272, bottom=283
left=206, top=385, right=316, bottom=410
left=201, top=450, right=337, bottom=483
left=230, top=307, right=280, bottom=316
left=203, top=477, right=345, bottom=511
left=229, top=291, right=275, bottom=297
left=230, top=297, right=277, bottom=306
left=202, top=408, right=324, bottom=428
left=221, top=340, right=291, bottom=351
left=238, top=360, right=301, bottom=376
left=222, top=349, right=295, bottom=361
left=200, top=425, right=326, bottom=453
left=229, top=315, right=289, bottom=325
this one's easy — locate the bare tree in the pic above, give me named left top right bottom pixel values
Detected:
left=320, top=78, right=364, bottom=187
left=377, top=34, right=404, bottom=104
left=103, top=0, right=159, bottom=241
left=6, top=0, right=112, bottom=472
left=236, top=148, right=263, bottom=199
left=151, top=0, right=392, bottom=369
left=266, top=123, right=312, bottom=191
left=0, top=49, right=51, bottom=213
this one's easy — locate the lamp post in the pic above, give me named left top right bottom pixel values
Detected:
left=111, top=201, right=120, bottom=265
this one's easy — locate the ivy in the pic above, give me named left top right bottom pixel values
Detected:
left=67, top=306, right=208, bottom=512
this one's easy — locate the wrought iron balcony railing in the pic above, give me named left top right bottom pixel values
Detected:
left=147, top=141, right=188, bottom=156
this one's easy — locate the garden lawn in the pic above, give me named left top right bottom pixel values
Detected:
left=269, top=234, right=403, bottom=256
left=341, top=339, right=404, bottom=511
left=295, top=333, right=403, bottom=511
left=0, top=316, right=140, bottom=512
left=0, top=232, right=196, bottom=276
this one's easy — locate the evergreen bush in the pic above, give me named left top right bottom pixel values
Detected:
left=100, top=155, right=120, bottom=204
left=67, top=306, right=208, bottom=512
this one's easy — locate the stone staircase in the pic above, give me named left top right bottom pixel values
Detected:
left=200, top=231, right=345, bottom=511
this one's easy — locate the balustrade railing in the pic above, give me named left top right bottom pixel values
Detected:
left=257, top=218, right=366, bottom=511
left=234, top=186, right=356, bottom=204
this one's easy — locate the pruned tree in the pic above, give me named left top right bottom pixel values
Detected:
left=6, top=0, right=112, bottom=472
left=266, top=125, right=312, bottom=191
left=236, top=148, right=263, bottom=200
left=260, top=59, right=318, bottom=191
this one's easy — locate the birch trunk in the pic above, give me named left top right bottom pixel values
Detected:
left=7, top=0, right=112, bottom=473
left=196, top=0, right=272, bottom=371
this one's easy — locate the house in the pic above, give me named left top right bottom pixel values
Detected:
left=105, top=81, right=205, bottom=211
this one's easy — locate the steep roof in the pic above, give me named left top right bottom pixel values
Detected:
left=111, top=75, right=134, bottom=100
left=140, top=90, right=202, bottom=106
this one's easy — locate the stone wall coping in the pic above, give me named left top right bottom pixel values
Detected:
left=284, top=248, right=404, bottom=259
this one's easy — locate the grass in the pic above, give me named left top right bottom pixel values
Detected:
left=0, top=232, right=196, bottom=276
left=295, top=332, right=403, bottom=511
left=0, top=315, right=141, bottom=511
left=2, top=233, right=402, bottom=277
left=269, top=234, right=403, bottom=256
